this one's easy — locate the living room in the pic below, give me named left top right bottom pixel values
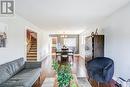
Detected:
left=0, top=0, right=130, bottom=87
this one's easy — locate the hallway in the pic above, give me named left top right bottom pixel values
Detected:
left=41, top=55, right=88, bottom=87
left=41, top=55, right=88, bottom=78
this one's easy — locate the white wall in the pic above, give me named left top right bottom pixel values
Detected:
left=41, top=31, right=50, bottom=59
left=0, top=15, right=45, bottom=64
left=101, top=3, right=130, bottom=80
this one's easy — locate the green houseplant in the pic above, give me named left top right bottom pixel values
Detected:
left=52, top=60, right=59, bottom=73
left=52, top=60, right=74, bottom=87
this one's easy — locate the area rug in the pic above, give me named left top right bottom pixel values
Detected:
left=42, top=78, right=54, bottom=87
left=77, top=77, right=92, bottom=87
left=42, top=77, right=92, bottom=87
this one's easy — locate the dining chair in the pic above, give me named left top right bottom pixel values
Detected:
left=61, top=52, right=69, bottom=63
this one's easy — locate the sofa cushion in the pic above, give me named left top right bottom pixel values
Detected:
left=0, top=58, right=25, bottom=84
left=0, top=68, right=41, bottom=87
left=24, top=62, right=41, bottom=69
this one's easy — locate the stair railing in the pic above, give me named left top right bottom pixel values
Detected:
left=27, top=34, right=32, bottom=53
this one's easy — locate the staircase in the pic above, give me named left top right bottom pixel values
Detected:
left=27, top=39, right=37, bottom=61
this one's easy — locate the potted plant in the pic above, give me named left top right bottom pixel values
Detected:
left=52, top=60, right=59, bottom=73
left=52, top=60, right=74, bottom=87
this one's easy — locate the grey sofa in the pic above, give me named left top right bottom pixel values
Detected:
left=0, top=58, right=41, bottom=87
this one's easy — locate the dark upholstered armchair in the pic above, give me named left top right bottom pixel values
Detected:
left=86, top=57, right=114, bottom=83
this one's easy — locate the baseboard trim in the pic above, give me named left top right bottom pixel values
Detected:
left=39, top=55, right=49, bottom=61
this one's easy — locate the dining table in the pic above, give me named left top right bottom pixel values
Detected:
left=56, top=49, right=74, bottom=62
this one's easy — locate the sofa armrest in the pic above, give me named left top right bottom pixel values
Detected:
left=24, top=61, right=42, bottom=69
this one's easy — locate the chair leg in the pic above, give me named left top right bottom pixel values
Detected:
left=72, top=55, right=74, bottom=62
left=98, top=82, right=99, bottom=87
left=88, top=76, right=90, bottom=81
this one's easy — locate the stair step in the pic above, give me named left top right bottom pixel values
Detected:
left=31, top=46, right=37, bottom=47
left=30, top=45, right=36, bottom=47
left=29, top=51, right=37, bottom=53
left=28, top=54, right=36, bottom=55
left=31, top=42, right=37, bottom=43
left=27, top=58, right=37, bottom=62
left=30, top=49, right=36, bottom=50
left=27, top=55, right=36, bottom=57
left=29, top=50, right=37, bottom=52
left=28, top=52, right=37, bottom=53
left=31, top=43, right=37, bottom=46
left=27, top=56, right=37, bottom=58
left=30, top=47, right=37, bottom=49
left=27, top=54, right=37, bottom=56
left=30, top=49, right=37, bottom=51
left=28, top=52, right=37, bottom=54
left=31, top=45, right=37, bottom=47
left=31, top=40, right=37, bottom=42
left=27, top=58, right=37, bottom=60
left=30, top=48, right=36, bottom=50
left=31, top=43, right=37, bottom=44
left=27, top=53, right=37, bottom=56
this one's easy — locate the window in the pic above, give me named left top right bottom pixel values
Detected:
left=63, top=38, right=76, bottom=47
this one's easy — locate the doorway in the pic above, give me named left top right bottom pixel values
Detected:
left=26, top=29, right=37, bottom=61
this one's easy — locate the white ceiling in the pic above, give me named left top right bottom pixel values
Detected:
left=15, top=0, right=129, bottom=32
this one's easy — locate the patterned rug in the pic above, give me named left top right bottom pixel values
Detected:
left=77, top=77, right=92, bottom=87
left=42, top=77, right=92, bottom=87
left=42, top=78, right=55, bottom=87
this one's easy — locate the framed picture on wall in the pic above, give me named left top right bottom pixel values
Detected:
left=0, top=32, right=7, bottom=47
left=0, top=23, right=7, bottom=48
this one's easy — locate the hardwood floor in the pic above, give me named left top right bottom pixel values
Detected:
left=41, top=55, right=116, bottom=87
left=42, top=55, right=87, bottom=77
left=89, top=79, right=117, bottom=87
